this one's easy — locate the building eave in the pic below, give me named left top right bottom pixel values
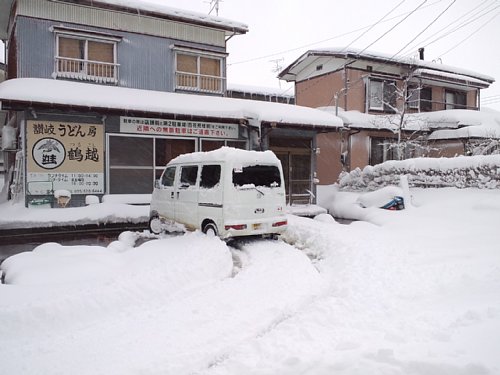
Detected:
left=82, top=0, right=248, bottom=35
left=279, top=48, right=495, bottom=86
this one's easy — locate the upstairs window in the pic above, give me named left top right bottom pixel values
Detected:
left=368, top=79, right=396, bottom=112
left=445, top=90, right=467, bottom=110
left=175, top=51, right=224, bottom=94
left=55, top=33, right=119, bottom=84
left=407, top=86, right=432, bottom=112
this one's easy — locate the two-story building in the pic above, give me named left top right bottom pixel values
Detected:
left=0, top=0, right=342, bottom=207
left=278, top=48, right=495, bottom=184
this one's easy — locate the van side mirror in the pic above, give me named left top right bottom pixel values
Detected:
left=155, top=180, right=161, bottom=189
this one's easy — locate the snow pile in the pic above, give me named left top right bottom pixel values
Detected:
left=0, top=232, right=326, bottom=374
left=0, top=201, right=149, bottom=229
left=339, top=154, right=500, bottom=191
left=1, top=188, right=500, bottom=374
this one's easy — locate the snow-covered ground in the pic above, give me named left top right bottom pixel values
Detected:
left=1, top=186, right=499, bottom=375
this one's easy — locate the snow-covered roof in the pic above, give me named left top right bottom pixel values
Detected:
left=0, top=0, right=248, bottom=39
left=428, top=109, right=500, bottom=140
left=227, top=83, right=295, bottom=98
left=279, top=47, right=495, bottom=85
left=0, top=78, right=342, bottom=129
left=91, top=0, right=248, bottom=33
left=414, top=69, right=491, bottom=88
left=317, top=107, right=500, bottom=138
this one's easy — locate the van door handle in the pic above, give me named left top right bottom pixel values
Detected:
left=171, top=192, right=174, bottom=199
left=177, top=192, right=180, bottom=199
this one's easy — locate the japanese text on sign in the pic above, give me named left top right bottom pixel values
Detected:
left=27, top=121, right=104, bottom=194
left=120, top=117, right=239, bottom=139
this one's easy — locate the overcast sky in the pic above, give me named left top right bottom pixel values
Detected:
left=2, top=0, right=499, bottom=109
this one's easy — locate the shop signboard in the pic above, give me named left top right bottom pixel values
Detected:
left=26, top=121, right=104, bottom=195
left=120, top=116, right=239, bottom=139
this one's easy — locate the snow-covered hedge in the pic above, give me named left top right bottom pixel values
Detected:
left=338, top=155, right=500, bottom=191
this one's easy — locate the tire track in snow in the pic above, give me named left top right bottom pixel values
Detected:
left=1, top=236, right=326, bottom=375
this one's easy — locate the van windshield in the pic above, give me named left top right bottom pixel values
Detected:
left=233, top=165, right=281, bottom=188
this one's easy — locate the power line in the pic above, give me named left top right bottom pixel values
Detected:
left=415, top=0, right=500, bottom=51
left=291, top=1, right=408, bottom=99
left=227, top=0, right=445, bottom=66
left=398, top=0, right=493, bottom=56
left=388, top=0, right=456, bottom=60
left=357, top=0, right=428, bottom=56
left=438, top=10, right=500, bottom=57
left=481, top=94, right=500, bottom=100
left=340, top=0, right=407, bottom=53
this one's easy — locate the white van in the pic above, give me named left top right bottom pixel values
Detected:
left=149, top=147, right=288, bottom=239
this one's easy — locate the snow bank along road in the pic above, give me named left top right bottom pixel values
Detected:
left=1, top=188, right=500, bottom=374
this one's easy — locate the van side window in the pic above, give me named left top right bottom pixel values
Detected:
left=180, top=166, right=198, bottom=186
left=200, top=165, right=221, bottom=188
left=233, top=165, right=281, bottom=187
left=161, top=166, right=176, bottom=187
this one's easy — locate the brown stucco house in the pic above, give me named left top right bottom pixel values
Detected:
left=278, top=48, right=496, bottom=184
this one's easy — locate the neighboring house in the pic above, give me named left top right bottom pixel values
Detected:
left=227, top=83, right=295, bottom=104
left=0, top=0, right=341, bottom=207
left=279, top=48, right=495, bottom=184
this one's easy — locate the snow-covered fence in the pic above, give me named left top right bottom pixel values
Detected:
left=338, top=155, right=500, bottom=191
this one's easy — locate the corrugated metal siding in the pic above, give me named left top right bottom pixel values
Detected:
left=18, top=0, right=226, bottom=47
left=17, top=18, right=54, bottom=79
left=15, top=17, right=226, bottom=92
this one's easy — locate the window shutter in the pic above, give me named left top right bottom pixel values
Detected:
left=200, top=57, right=220, bottom=76
left=88, top=41, right=113, bottom=63
left=59, top=37, right=83, bottom=59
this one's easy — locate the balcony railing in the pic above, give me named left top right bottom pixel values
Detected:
left=55, top=57, right=119, bottom=84
left=406, top=99, right=479, bottom=112
left=175, top=72, right=224, bottom=94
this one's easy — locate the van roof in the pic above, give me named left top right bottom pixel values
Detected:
left=169, top=147, right=280, bottom=165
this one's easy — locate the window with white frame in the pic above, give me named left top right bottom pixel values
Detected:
left=55, top=32, right=119, bottom=83
left=368, top=79, right=397, bottom=112
left=175, top=51, right=224, bottom=94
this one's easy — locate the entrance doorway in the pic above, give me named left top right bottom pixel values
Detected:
left=270, top=138, right=313, bottom=205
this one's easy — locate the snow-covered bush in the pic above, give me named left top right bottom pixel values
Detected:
left=338, top=155, right=500, bottom=191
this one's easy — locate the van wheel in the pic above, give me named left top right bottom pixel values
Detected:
left=149, top=216, right=163, bottom=234
left=203, top=222, right=218, bottom=237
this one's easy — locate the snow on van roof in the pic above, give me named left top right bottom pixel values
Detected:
left=169, top=147, right=279, bottom=165
left=0, top=78, right=342, bottom=129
